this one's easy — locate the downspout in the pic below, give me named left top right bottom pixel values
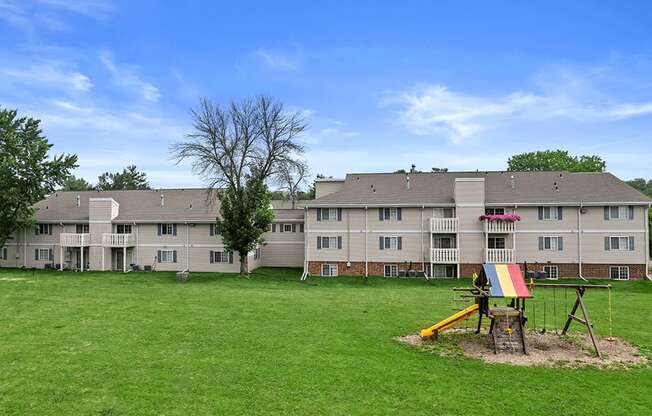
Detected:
left=420, top=206, right=424, bottom=275
left=186, top=222, right=190, bottom=272
left=303, top=206, right=308, bottom=277
left=578, top=204, right=587, bottom=281
left=646, top=203, right=651, bottom=281
left=364, top=206, right=368, bottom=277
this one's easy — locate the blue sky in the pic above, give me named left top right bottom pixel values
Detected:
left=1, top=1, right=652, bottom=187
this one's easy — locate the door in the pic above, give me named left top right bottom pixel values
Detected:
left=114, top=249, right=124, bottom=271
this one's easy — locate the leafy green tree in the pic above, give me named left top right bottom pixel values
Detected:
left=172, top=96, right=306, bottom=276
left=96, top=165, right=150, bottom=190
left=0, top=108, right=78, bottom=248
left=626, top=178, right=652, bottom=198
left=61, top=175, right=93, bottom=191
left=507, top=150, right=606, bottom=172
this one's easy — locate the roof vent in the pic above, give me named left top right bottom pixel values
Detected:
left=160, top=194, right=165, bottom=207
left=406, top=174, right=411, bottom=190
left=75, top=195, right=81, bottom=207
left=510, top=175, right=515, bottom=190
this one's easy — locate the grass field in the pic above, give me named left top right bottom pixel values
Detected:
left=1, top=267, right=651, bottom=415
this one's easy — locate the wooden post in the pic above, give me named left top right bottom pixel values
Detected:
left=561, top=288, right=602, bottom=358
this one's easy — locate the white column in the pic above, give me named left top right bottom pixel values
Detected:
left=578, top=206, right=583, bottom=278
left=303, top=207, right=308, bottom=275
left=135, top=223, right=139, bottom=266
left=80, top=245, right=84, bottom=272
left=186, top=223, right=190, bottom=271
left=123, top=246, right=126, bottom=273
left=60, top=246, right=63, bottom=271
left=420, top=206, right=424, bottom=274
left=364, top=206, right=368, bottom=277
left=645, top=204, right=650, bottom=279
left=102, top=247, right=105, bottom=272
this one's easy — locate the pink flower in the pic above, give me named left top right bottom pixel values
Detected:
left=479, top=213, right=521, bottom=222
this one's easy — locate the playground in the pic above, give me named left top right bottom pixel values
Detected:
left=0, top=267, right=651, bottom=415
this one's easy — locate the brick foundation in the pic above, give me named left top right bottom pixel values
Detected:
left=308, top=261, right=647, bottom=279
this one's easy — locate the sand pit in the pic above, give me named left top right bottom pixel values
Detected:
left=396, top=330, right=647, bottom=368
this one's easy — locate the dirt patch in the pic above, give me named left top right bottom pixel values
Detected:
left=396, top=330, right=647, bottom=369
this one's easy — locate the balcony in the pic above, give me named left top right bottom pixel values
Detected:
left=430, top=217, right=458, bottom=233
left=431, top=248, right=459, bottom=264
left=484, top=220, right=515, bottom=233
left=60, top=233, right=91, bottom=247
left=486, top=248, right=514, bottom=263
left=102, top=233, right=135, bottom=247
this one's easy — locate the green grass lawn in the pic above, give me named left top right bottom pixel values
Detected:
left=0, top=268, right=650, bottom=415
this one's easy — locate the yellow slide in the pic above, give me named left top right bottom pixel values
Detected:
left=419, top=303, right=479, bottom=338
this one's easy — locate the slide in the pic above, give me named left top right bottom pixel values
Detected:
left=419, top=303, right=479, bottom=338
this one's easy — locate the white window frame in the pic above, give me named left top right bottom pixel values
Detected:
left=543, top=265, right=559, bottom=280
left=212, top=250, right=231, bottom=263
left=159, top=250, right=175, bottom=263
left=320, top=236, right=339, bottom=249
left=383, top=236, right=399, bottom=250
left=161, top=224, right=174, bottom=235
left=542, top=236, right=559, bottom=251
left=488, top=237, right=506, bottom=249
left=253, top=247, right=261, bottom=260
left=283, top=224, right=293, bottom=232
left=321, top=208, right=338, bottom=221
left=485, top=208, right=505, bottom=215
left=383, top=207, right=398, bottom=221
left=433, top=265, right=456, bottom=278
left=610, top=266, right=629, bottom=280
left=542, top=206, right=559, bottom=220
left=37, top=224, right=52, bottom=235
left=609, top=206, right=629, bottom=220
left=384, top=264, right=398, bottom=277
left=37, top=248, right=50, bottom=261
left=433, top=207, right=455, bottom=218
left=0, top=247, right=7, bottom=260
left=609, top=236, right=631, bottom=251
left=432, top=236, right=454, bottom=249
left=75, top=224, right=89, bottom=234
left=321, top=264, right=338, bottom=276
left=116, top=224, right=132, bottom=234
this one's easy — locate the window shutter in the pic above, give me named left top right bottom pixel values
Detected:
left=538, top=237, right=544, bottom=251
left=557, top=237, right=563, bottom=251
left=604, top=207, right=610, bottom=220
left=557, top=207, right=563, bottom=220
left=209, top=224, right=214, bottom=236
left=628, top=206, right=634, bottom=220
left=173, top=251, right=177, bottom=263
left=173, top=224, right=177, bottom=236
left=48, top=225, right=52, bottom=235
left=337, top=236, right=342, bottom=249
left=317, top=237, right=321, bottom=250
left=157, top=250, right=162, bottom=262
left=2, top=248, right=6, bottom=260
left=292, top=224, right=296, bottom=232
left=379, top=208, right=384, bottom=221
left=209, top=250, right=214, bottom=264
left=629, top=236, right=635, bottom=251
left=397, top=208, right=402, bottom=221
left=379, top=236, right=384, bottom=250
left=397, top=236, right=403, bottom=250
left=316, top=208, right=322, bottom=222
left=279, top=224, right=284, bottom=233
left=604, top=237, right=610, bottom=251
left=272, top=223, right=276, bottom=232
left=229, top=252, right=233, bottom=264
left=300, top=223, right=304, bottom=232
left=157, top=224, right=162, bottom=236
left=34, top=249, right=39, bottom=260
left=337, top=208, right=342, bottom=221
left=538, top=207, right=543, bottom=220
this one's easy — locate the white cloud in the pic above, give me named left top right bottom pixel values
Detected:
left=36, top=0, right=114, bottom=20
left=0, top=0, right=113, bottom=33
left=100, top=52, right=161, bottom=102
left=253, top=47, right=302, bottom=71
left=1, top=63, right=92, bottom=91
left=384, top=68, right=652, bottom=142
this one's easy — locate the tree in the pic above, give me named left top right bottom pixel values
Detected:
left=626, top=178, right=652, bottom=198
left=171, top=96, right=306, bottom=276
left=61, top=175, right=93, bottom=191
left=431, top=167, right=448, bottom=172
left=96, top=165, right=150, bottom=190
left=507, top=150, right=606, bottom=172
left=0, top=108, right=78, bottom=249
left=274, top=160, right=309, bottom=208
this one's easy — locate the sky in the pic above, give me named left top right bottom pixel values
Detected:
left=1, top=0, right=652, bottom=188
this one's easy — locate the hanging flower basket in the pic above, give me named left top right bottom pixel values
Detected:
left=479, top=213, right=521, bottom=222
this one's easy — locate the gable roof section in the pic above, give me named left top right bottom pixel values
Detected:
left=306, top=171, right=652, bottom=206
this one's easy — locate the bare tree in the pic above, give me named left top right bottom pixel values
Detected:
left=274, top=160, right=310, bottom=208
left=171, top=96, right=307, bottom=276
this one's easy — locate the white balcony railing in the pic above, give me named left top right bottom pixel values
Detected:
left=486, top=248, right=514, bottom=263
left=484, top=220, right=515, bottom=233
left=430, top=217, right=458, bottom=233
left=102, top=233, right=134, bottom=247
left=60, top=233, right=91, bottom=247
left=431, top=248, right=459, bottom=264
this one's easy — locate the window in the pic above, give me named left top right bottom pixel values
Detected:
left=432, top=236, right=455, bottom=249
left=380, top=207, right=402, bottom=221
left=539, top=236, right=563, bottom=251
left=606, top=206, right=633, bottom=220
left=253, top=247, right=261, bottom=260
left=318, top=208, right=341, bottom=221
left=610, top=266, right=629, bottom=280
left=433, top=265, right=456, bottom=278
left=35, top=248, right=51, bottom=261
left=158, top=250, right=176, bottom=263
left=210, top=250, right=233, bottom=264
left=317, top=236, right=341, bottom=249
left=607, top=236, right=634, bottom=251
left=543, top=265, right=559, bottom=280
left=299, top=223, right=304, bottom=233
left=538, top=206, right=562, bottom=220
left=283, top=224, right=293, bottom=232
left=433, top=208, right=455, bottom=218
left=0, top=247, right=7, bottom=260
left=488, top=237, right=506, bottom=249
left=158, top=224, right=176, bottom=236
left=485, top=208, right=505, bottom=215
left=321, top=264, right=338, bottom=276
left=36, top=224, right=52, bottom=235
left=380, top=236, right=402, bottom=250
left=384, top=264, right=398, bottom=277
left=116, top=224, right=131, bottom=234
left=76, top=224, right=89, bottom=234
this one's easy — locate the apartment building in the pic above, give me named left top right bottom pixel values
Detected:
left=0, top=171, right=649, bottom=279
left=305, top=171, right=651, bottom=279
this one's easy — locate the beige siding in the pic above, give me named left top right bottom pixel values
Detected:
left=582, top=234, right=645, bottom=264
left=515, top=233, right=579, bottom=263
left=454, top=178, right=485, bottom=204
left=315, top=180, right=344, bottom=198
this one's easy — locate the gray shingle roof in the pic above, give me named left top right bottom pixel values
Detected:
left=34, top=189, right=304, bottom=223
left=307, top=171, right=652, bottom=206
